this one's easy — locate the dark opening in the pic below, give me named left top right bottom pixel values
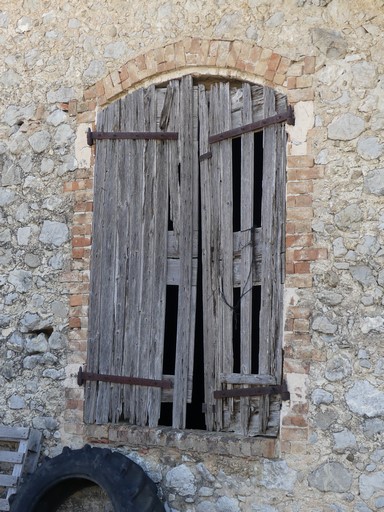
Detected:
left=159, top=285, right=178, bottom=426
left=232, top=287, right=241, bottom=373
left=232, top=137, right=241, bottom=232
left=253, top=132, right=263, bottom=228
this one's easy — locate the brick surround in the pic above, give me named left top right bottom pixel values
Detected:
left=62, top=38, right=325, bottom=454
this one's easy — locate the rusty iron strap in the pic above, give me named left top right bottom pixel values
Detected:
left=208, top=106, right=295, bottom=144
left=87, top=128, right=178, bottom=146
left=214, top=384, right=290, bottom=400
left=77, top=366, right=173, bottom=389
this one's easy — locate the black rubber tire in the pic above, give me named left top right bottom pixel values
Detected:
left=9, top=444, right=165, bottom=512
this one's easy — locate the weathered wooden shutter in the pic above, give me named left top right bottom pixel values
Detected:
left=84, top=76, right=198, bottom=428
left=199, top=82, right=287, bottom=436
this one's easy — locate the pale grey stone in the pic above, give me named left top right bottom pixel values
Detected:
left=0, top=314, right=10, bottom=327
left=23, top=176, right=44, bottom=190
left=260, top=460, right=297, bottom=492
left=371, top=449, right=384, bottom=463
left=47, top=109, right=67, bottom=126
left=361, top=316, right=384, bottom=334
left=328, top=113, right=365, bottom=141
left=346, top=380, right=384, bottom=417
left=333, top=429, right=357, bottom=452
left=51, top=300, right=67, bottom=318
left=355, top=503, right=373, bottom=512
left=19, top=312, right=44, bottom=331
left=214, top=12, right=242, bottom=36
left=31, top=294, right=44, bottom=307
left=15, top=203, right=29, bottom=221
left=17, top=226, right=31, bottom=245
left=104, top=41, right=127, bottom=59
left=245, top=26, right=258, bottom=40
left=0, top=228, right=11, bottom=245
left=374, top=359, right=384, bottom=376
left=7, top=332, right=25, bottom=352
left=165, top=464, right=197, bottom=496
left=378, top=270, right=384, bottom=287
left=68, top=18, right=81, bottom=28
left=196, top=502, right=215, bottom=512
left=375, top=496, right=384, bottom=509
left=363, top=418, right=384, bottom=438
left=251, top=505, right=278, bottom=512
left=315, top=149, right=329, bottom=165
left=57, top=155, right=77, bottom=175
left=9, top=395, right=25, bottom=409
left=0, top=248, right=12, bottom=266
left=48, top=331, right=66, bottom=350
left=312, top=316, right=337, bottom=334
left=47, top=87, right=75, bottom=103
left=41, top=353, right=58, bottom=365
left=312, top=388, right=334, bottom=406
left=333, top=237, right=347, bottom=257
left=17, top=16, right=33, bottom=32
left=9, top=131, right=28, bottom=155
left=23, top=355, right=42, bottom=370
left=49, top=252, right=64, bottom=269
left=42, top=368, right=65, bottom=380
left=54, top=125, right=74, bottom=145
left=359, top=472, right=384, bottom=500
left=325, top=354, right=352, bottom=382
left=5, top=292, right=18, bottom=305
left=41, top=158, right=55, bottom=175
left=196, top=463, right=215, bottom=483
left=350, top=266, right=376, bottom=288
left=0, top=69, right=21, bottom=87
left=266, top=12, right=284, bottom=27
left=19, top=155, right=32, bottom=173
left=25, top=253, right=40, bottom=268
left=32, top=416, right=58, bottom=430
left=312, top=28, right=347, bottom=58
left=2, top=162, right=21, bottom=186
left=216, top=496, right=240, bottom=512
left=8, top=269, right=32, bottom=292
left=0, top=188, right=16, bottom=206
left=39, top=220, right=68, bottom=247
left=317, top=291, right=343, bottom=306
left=26, top=333, right=48, bottom=354
left=0, top=11, right=8, bottom=28
left=4, top=104, right=35, bottom=126
left=364, top=168, right=384, bottom=195
left=352, top=62, right=378, bottom=89
left=199, top=487, right=214, bottom=497
left=357, top=137, right=384, bottom=160
left=335, top=204, right=363, bottom=229
left=308, top=462, right=352, bottom=492
left=356, top=235, right=380, bottom=256
left=29, top=131, right=51, bottom=153
left=83, top=60, right=106, bottom=83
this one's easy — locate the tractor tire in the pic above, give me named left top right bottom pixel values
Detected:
left=9, top=444, right=165, bottom=512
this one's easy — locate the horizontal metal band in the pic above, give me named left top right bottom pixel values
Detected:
left=214, top=384, right=290, bottom=400
left=77, top=366, right=173, bottom=389
left=208, top=106, right=294, bottom=144
left=87, top=128, right=178, bottom=146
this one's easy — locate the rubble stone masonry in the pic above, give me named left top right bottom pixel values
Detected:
left=1, top=0, right=384, bottom=510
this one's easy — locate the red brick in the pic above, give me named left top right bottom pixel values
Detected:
left=287, top=306, right=311, bottom=319
left=304, top=56, right=316, bottom=74
left=293, top=318, right=310, bottom=332
left=294, top=261, right=310, bottom=274
left=287, top=156, right=315, bottom=168
left=69, top=317, right=81, bottom=328
left=287, top=181, right=313, bottom=194
left=72, top=237, right=92, bottom=248
left=287, top=77, right=296, bottom=89
left=286, top=207, right=313, bottom=221
left=282, top=415, right=308, bottom=427
left=285, top=274, right=312, bottom=288
left=281, top=427, right=309, bottom=442
left=283, top=359, right=310, bottom=374
left=293, top=248, right=328, bottom=261
left=286, top=234, right=313, bottom=248
left=288, top=88, right=314, bottom=103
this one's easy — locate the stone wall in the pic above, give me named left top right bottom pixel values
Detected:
left=1, top=0, right=384, bottom=510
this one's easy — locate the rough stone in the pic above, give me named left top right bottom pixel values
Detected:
left=260, top=460, right=297, bottom=492
left=325, top=354, right=352, bottom=382
left=350, top=266, right=376, bottom=288
left=333, top=429, right=357, bottom=452
left=8, top=395, right=26, bottom=409
left=165, top=465, right=197, bottom=496
left=308, top=462, right=352, bottom=492
left=311, top=389, right=334, bottom=406
left=334, top=204, right=363, bottom=230
left=39, top=220, right=69, bottom=247
left=48, top=331, right=67, bottom=350
left=29, top=131, right=51, bottom=153
left=17, top=226, right=31, bottom=245
left=359, top=472, right=384, bottom=500
left=8, top=269, right=33, bottom=293
left=364, top=168, right=384, bottom=195
left=312, top=316, right=337, bottom=334
left=26, top=333, right=49, bottom=354
left=328, top=114, right=365, bottom=141
left=346, top=381, right=384, bottom=417
left=361, top=316, right=384, bottom=334
left=357, top=137, right=384, bottom=160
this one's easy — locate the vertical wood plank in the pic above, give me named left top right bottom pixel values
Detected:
left=173, top=75, right=196, bottom=429
left=239, top=83, right=254, bottom=435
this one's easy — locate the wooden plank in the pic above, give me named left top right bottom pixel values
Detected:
left=168, top=81, right=181, bottom=236
left=167, top=258, right=198, bottom=285
left=0, top=451, right=24, bottom=464
left=258, top=86, right=278, bottom=434
left=199, top=83, right=216, bottom=431
left=0, top=476, right=18, bottom=487
left=0, top=427, right=29, bottom=441
left=147, top=86, right=169, bottom=427
left=173, top=75, right=196, bottom=429
left=221, top=373, right=277, bottom=385
left=84, top=105, right=109, bottom=424
left=0, top=498, right=10, bottom=511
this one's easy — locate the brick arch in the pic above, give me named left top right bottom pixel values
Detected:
left=82, top=37, right=315, bottom=109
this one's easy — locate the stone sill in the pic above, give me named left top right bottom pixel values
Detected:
left=85, top=424, right=279, bottom=459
